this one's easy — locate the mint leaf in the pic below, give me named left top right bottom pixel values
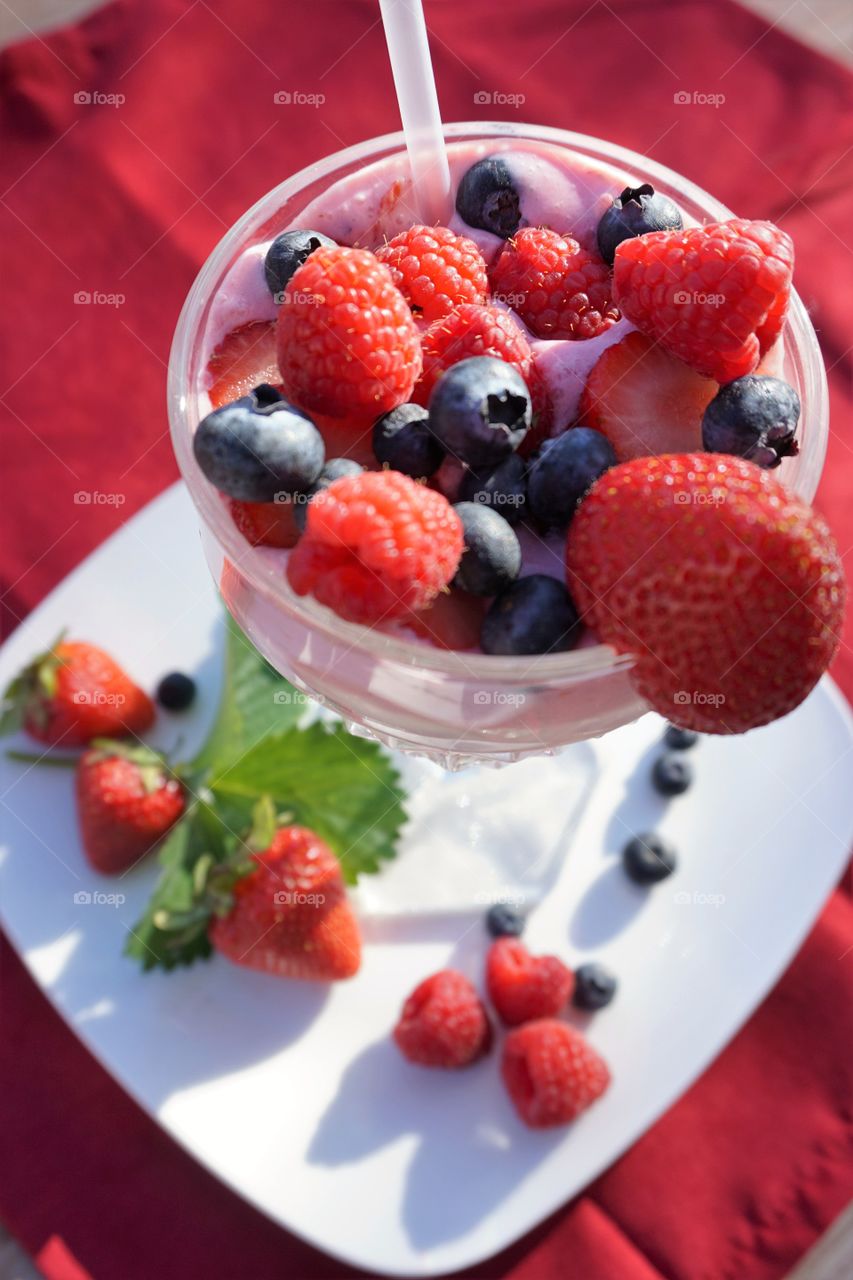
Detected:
left=191, top=612, right=307, bottom=772
left=209, top=722, right=405, bottom=883
left=124, top=796, right=236, bottom=971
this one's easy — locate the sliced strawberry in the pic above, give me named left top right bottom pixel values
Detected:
left=229, top=499, right=301, bottom=549
left=401, top=589, right=488, bottom=650
left=579, top=332, right=718, bottom=461
left=207, top=321, right=280, bottom=409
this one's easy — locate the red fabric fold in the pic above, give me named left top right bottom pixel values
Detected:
left=1, top=1, right=852, bottom=1277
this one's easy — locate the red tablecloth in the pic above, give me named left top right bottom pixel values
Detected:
left=2, top=2, right=853, bottom=1277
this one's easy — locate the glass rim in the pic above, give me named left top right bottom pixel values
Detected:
left=168, top=121, right=829, bottom=684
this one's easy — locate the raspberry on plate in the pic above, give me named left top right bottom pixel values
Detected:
left=613, top=219, right=793, bottom=383
left=486, top=937, right=574, bottom=1026
left=394, top=969, right=492, bottom=1067
left=580, top=331, right=718, bottom=461
left=286, top=470, right=463, bottom=625
left=501, top=1019, right=611, bottom=1127
left=276, top=244, right=422, bottom=421
left=566, top=453, right=845, bottom=733
left=375, top=225, right=489, bottom=323
left=207, top=321, right=280, bottom=409
left=414, top=303, right=532, bottom=407
left=489, top=228, right=620, bottom=341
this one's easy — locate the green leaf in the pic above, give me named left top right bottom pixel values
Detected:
left=191, top=613, right=307, bottom=773
left=124, top=797, right=237, bottom=971
left=208, top=722, right=406, bottom=883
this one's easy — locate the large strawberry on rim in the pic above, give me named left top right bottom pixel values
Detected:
left=566, top=454, right=845, bottom=733
left=613, top=220, right=793, bottom=384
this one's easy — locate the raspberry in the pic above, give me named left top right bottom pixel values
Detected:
left=286, top=471, right=463, bottom=625
left=613, top=219, right=793, bottom=383
left=489, top=228, right=620, bottom=341
left=566, top=454, right=845, bottom=733
left=518, top=356, right=556, bottom=458
left=501, top=1019, right=611, bottom=1128
left=229, top=498, right=301, bottom=548
left=414, top=303, right=531, bottom=406
left=375, top=225, right=489, bottom=323
left=486, top=937, right=574, bottom=1026
left=276, top=245, right=421, bottom=421
left=394, top=969, right=492, bottom=1067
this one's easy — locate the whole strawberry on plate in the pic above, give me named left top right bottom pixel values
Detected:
left=77, top=741, right=185, bottom=874
left=1, top=638, right=155, bottom=747
left=566, top=453, right=845, bottom=733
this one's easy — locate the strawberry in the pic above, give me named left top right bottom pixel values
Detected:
left=207, top=321, right=280, bottom=409
left=501, top=1019, right=611, bottom=1128
left=486, top=937, right=574, bottom=1026
left=613, top=220, right=793, bottom=383
left=566, top=454, right=846, bottom=733
left=401, top=588, right=488, bottom=651
left=209, top=825, right=361, bottom=980
left=76, top=742, right=185, bottom=874
left=1, top=638, right=155, bottom=748
left=579, top=332, right=718, bottom=461
left=394, top=969, right=492, bottom=1067
left=229, top=498, right=301, bottom=548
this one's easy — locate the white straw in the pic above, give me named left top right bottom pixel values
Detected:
left=378, top=0, right=452, bottom=224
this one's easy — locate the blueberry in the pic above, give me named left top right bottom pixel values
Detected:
left=458, top=454, right=527, bottom=525
left=527, top=428, right=616, bottom=528
left=194, top=389, right=325, bottom=503
left=652, top=752, right=694, bottom=796
left=663, top=724, right=699, bottom=751
left=622, top=832, right=677, bottom=883
left=452, top=502, right=521, bottom=597
left=156, top=672, right=197, bottom=712
left=485, top=902, right=525, bottom=937
left=573, top=963, right=618, bottom=1010
left=372, top=404, right=444, bottom=479
left=429, top=357, right=531, bottom=468
left=481, top=574, right=581, bottom=656
left=294, top=457, right=364, bottom=532
left=455, top=157, right=521, bottom=239
left=597, top=184, right=683, bottom=266
left=264, top=229, right=336, bottom=300
left=702, top=375, right=801, bottom=469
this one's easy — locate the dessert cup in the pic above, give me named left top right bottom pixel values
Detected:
left=168, top=122, right=828, bottom=768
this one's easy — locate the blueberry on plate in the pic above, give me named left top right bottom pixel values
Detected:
left=652, top=752, right=694, bottom=796
left=452, top=502, right=521, bottom=597
left=264, top=229, right=336, bottom=300
left=702, top=375, right=800, bottom=469
left=597, top=183, right=683, bottom=266
left=156, top=671, right=196, bottom=712
left=458, top=454, right=527, bottom=525
left=194, top=389, right=325, bottom=503
left=486, top=902, right=525, bottom=937
left=372, top=404, right=444, bottom=479
left=429, top=356, right=531, bottom=468
left=622, top=832, right=677, bottom=883
left=455, top=156, right=522, bottom=238
left=573, top=963, right=618, bottom=1010
left=481, top=574, right=581, bottom=656
left=294, top=457, right=364, bottom=532
left=663, top=724, right=699, bottom=751
left=527, top=428, right=616, bottom=528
